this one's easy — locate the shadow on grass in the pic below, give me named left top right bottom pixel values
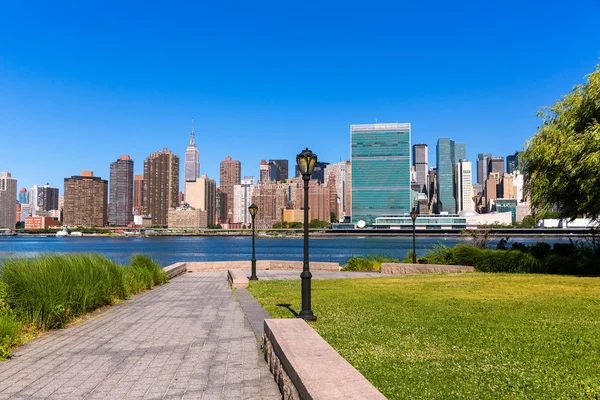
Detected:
left=276, top=303, right=298, bottom=317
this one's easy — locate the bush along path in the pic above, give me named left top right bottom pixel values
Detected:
left=0, top=254, right=167, bottom=360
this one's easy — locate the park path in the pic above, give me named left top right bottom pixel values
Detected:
left=0, top=272, right=281, bottom=400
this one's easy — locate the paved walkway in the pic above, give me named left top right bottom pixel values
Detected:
left=253, top=270, right=391, bottom=280
left=0, top=272, right=281, bottom=400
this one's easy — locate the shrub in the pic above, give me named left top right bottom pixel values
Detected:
left=443, top=244, right=543, bottom=273
left=344, top=255, right=398, bottom=271
left=420, top=245, right=454, bottom=265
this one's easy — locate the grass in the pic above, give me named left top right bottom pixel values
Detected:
left=344, top=255, right=399, bottom=271
left=0, top=254, right=167, bottom=359
left=248, top=273, right=600, bottom=399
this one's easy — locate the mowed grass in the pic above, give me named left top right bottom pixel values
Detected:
left=248, top=273, right=600, bottom=399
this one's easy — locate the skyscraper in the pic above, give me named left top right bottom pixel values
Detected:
left=220, top=156, right=241, bottom=223
left=259, top=160, right=269, bottom=182
left=351, top=123, right=411, bottom=225
left=133, top=175, right=144, bottom=215
left=184, top=121, right=200, bottom=184
left=18, top=187, right=27, bottom=204
left=455, top=160, right=474, bottom=212
left=0, top=172, right=17, bottom=229
left=30, top=184, right=59, bottom=214
left=185, top=174, right=217, bottom=227
left=144, top=148, right=179, bottom=227
left=64, top=171, right=108, bottom=227
left=436, top=138, right=466, bottom=214
left=488, top=156, right=505, bottom=177
left=268, top=159, right=289, bottom=181
left=506, top=152, right=520, bottom=174
left=233, top=177, right=255, bottom=224
left=412, top=144, right=428, bottom=196
left=477, top=153, right=492, bottom=185
left=109, top=155, right=134, bottom=226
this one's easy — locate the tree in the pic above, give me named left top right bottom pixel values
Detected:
left=309, top=219, right=330, bottom=229
left=521, top=65, right=600, bottom=221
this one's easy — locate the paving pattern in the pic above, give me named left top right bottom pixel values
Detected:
left=0, top=272, right=281, bottom=400
left=253, top=270, right=391, bottom=280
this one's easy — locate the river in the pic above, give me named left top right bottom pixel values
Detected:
left=0, top=235, right=579, bottom=267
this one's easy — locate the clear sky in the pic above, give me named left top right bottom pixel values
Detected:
left=1, top=0, right=599, bottom=192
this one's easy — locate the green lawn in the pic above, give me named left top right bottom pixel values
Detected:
left=248, top=273, right=600, bottom=399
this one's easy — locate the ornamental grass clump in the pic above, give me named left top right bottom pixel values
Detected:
left=344, top=255, right=398, bottom=271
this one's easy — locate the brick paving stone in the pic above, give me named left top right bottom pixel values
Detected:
left=0, top=272, right=281, bottom=399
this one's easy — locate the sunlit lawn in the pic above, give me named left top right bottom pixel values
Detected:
left=248, top=273, right=600, bottom=399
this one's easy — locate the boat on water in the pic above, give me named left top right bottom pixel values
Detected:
left=71, top=231, right=83, bottom=236
left=56, top=227, right=69, bottom=237
left=0, top=229, right=16, bottom=236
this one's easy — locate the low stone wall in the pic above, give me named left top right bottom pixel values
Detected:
left=227, top=269, right=249, bottom=289
left=163, top=262, right=187, bottom=279
left=380, top=263, right=474, bottom=274
left=186, top=260, right=340, bottom=272
left=263, top=319, right=386, bottom=400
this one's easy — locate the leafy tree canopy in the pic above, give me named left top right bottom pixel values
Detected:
left=521, top=65, right=600, bottom=221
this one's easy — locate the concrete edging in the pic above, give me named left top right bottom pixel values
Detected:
left=163, top=262, right=187, bottom=279
left=187, top=260, right=340, bottom=272
left=263, top=319, right=386, bottom=400
left=228, top=269, right=249, bottom=289
left=380, top=263, right=474, bottom=274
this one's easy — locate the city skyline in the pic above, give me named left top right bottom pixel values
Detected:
left=2, top=2, right=599, bottom=192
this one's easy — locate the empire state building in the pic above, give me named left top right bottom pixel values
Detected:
left=184, top=120, right=200, bottom=183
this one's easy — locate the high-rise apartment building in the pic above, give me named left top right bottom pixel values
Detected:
left=185, top=174, right=217, bottom=227
left=324, top=162, right=348, bottom=220
left=144, top=148, right=179, bottom=227
left=184, top=121, right=200, bottom=184
left=233, top=177, right=255, bottom=225
left=30, top=184, right=59, bottom=214
left=412, top=144, right=428, bottom=196
left=109, top=155, right=134, bottom=226
left=477, top=153, right=492, bottom=185
left=133, top=175, right=144, bottom=215
left=268, top=160, right=289, bottom=181
left=251, top=182, right=291, bottom=227
left=295, top=181, right=331, bottom=222
left=220, top=156, right=241, bottom=223
left=351, top=123, right=411, bottom=225
left=436, top=138, right=466, bottom=214
left=0, top=172, right=17, bottom=229
left=64, top=171, right=108, bottom=227
left=488, top=156, right=505, bottom=178
left=259, top=160, right=269, bottom=182
left=455, top=160, right=475, bottom=212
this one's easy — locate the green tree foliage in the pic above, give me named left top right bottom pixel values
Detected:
left=309, top=219, right=330, bottom=229
left=521, top=65, right=600, bottom=221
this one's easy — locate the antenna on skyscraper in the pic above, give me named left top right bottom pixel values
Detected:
left=190, top=119, right=195, bottom=145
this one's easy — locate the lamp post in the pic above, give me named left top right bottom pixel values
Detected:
left=248, top=203, right=258, bottom=280
left=410, top=208, right=418, bottom=264
left=296, top=148, right=317, bottom=321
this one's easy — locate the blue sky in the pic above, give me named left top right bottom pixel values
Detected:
left=1, top=0, right=599, bottom=192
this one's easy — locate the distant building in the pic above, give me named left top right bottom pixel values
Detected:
left=185, top=174, right=217, bottom=227
left=184, top=121, right=200, bottom=183
left=283, top=208, right=310, bottom=223
left=412, top=144, right=428, bottom=196
left=251, top=182, right=291, bottom=227
left=488, top=156, right=505, bottom=178
left=351, top=123, right=411, bottom=225
left=109, top=155, right=134, bottom=226
left=295, top=181, right=331, bottom=222
left=144, top=148, right=179, bottom=227
left=233, top=177, right=255, bottom=225
left=63, top=171, right=108, bottom=227
left=485, top=172, right=500, bottom=212
left=168, top=206, right=206, bottom=228
left=455, top=160, right=474, bottom=212
left=133, top=175, right=144, bottom=215
left=259, top=160, right=269, bottom=182
left=268, top=159, right=289, bottom=181
left=25, top=216, right=59, bottom=230
left=0, top=172, right=17, bottom=229
left=476, top=153, right=492, bottom=185
left=220, top=156, right=241, bottom=223
left=18, top=187, right=27, bottom=204
left=30, top=184, right=59, bottom=214
left=324, top=162, right=348, bottom=221
left=437, top=138, right=466, bottom=214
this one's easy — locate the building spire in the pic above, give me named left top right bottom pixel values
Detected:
left=190, top=119, right=195, bottom=146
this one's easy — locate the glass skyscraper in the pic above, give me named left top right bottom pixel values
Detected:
left=436, top=138, right=466, bottom=214
left=351, top=123, right=411, bottom=225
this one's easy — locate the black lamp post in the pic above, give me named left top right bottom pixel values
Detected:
left=410, top=208, right=418, bottom=264
left=248, top=203, right=258, bottom=280
left=296, top=148, right=317, bottom=321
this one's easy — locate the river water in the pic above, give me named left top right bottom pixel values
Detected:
left=0, top=235, right=577, bottom=267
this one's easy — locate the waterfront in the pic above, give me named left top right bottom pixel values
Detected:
left=0, top=236, right=578, bottom=267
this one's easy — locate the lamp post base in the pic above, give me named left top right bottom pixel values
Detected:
left=249, top=276, right=258, bottom=281
left=297, top=311, right=317, bottom=321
